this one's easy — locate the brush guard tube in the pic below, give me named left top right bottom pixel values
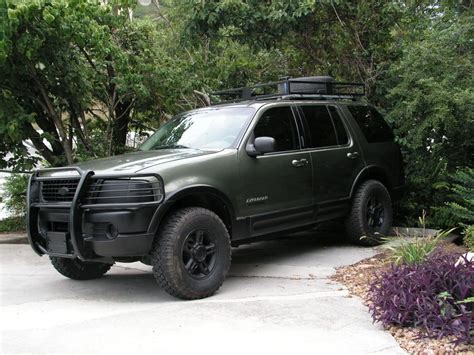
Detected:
left=26, top=167, right=162, bottom=262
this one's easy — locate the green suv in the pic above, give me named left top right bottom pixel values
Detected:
left=26, top=76, right=404, bottom=299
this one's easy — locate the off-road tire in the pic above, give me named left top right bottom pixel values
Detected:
left=50, top=257, right=112, bottom=280
left=345, top=179, right=393, bottom=246
left=152, top=207, right=231, bottom=300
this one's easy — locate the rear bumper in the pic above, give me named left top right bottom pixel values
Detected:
left=27, top=167, right=162, bottom=261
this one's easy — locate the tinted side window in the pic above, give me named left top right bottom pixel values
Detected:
left=347, top=105, right=394, bottom=143
left=328, top=106, right=349, bottom=145
left=300, top=106, right=337, bottom=148
left=254, top=106, right=299, bottom=152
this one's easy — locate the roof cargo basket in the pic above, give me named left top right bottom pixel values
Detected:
left=210, top=76, right=365, bottom=104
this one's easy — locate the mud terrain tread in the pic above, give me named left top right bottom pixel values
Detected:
left=50, top=257, right=112, bottom=280
left=152, top=207, right=231, bottom=300
left=345, top=179, right=392, bottom=246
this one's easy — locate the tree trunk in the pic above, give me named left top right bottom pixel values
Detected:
left=34, top=114, right=65, bottom=156
left=30, top=64, right=74, bottom=164
left=112, top=99, right=132, bottom=154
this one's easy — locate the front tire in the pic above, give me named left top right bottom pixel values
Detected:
left=152, top=207, right=231, bottom=300
left=345, top=180, right=393, bottom=246
left=50, top=257, right=112, bottom=280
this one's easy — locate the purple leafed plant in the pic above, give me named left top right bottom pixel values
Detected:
left=368, top=249, right=474, bottom=343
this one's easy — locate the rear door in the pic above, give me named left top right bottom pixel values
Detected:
left=296, top=104, right=366, bottom=218
left=344, top=105, right=404, bottom=190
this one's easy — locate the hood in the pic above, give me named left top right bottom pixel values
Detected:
left=71, top=149, right=214, bottom=174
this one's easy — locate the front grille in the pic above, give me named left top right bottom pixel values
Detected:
left=84, top=179, right=162, bottom=204
left=39, top=176, right=163, bottom=205
left=41, top=179, right=79, bottom=202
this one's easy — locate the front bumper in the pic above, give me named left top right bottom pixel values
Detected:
left=27, top=167, right=163, bottom=261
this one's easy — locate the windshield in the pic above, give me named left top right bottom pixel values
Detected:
left=140, top=107, right=255, bottom=151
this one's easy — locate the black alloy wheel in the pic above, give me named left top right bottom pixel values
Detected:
left=366, top=196, right=385, bottom=232
left=182, top=229, right=217, bottom=279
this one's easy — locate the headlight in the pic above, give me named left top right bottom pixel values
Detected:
left=85, top=175, right=163, bottom=205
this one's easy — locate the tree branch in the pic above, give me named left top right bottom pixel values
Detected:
left=24, top=124, right=57, bottom=166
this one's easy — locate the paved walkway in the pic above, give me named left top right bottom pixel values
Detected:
left=0, top=233, right=405, bottom=354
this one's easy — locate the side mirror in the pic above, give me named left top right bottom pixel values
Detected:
left=246, top=136, right=276, bottom=157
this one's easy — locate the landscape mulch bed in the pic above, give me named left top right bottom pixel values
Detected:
left=331, top=244, right=473, bottom=355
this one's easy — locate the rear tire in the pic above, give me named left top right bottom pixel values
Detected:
left=345, top=180, right=392, bottom=246
left=50, top=257, right=112, bottom=280
left=151, top=207, right=231, bottom=300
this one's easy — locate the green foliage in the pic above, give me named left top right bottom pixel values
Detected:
left=456, top=296, right=474, bottom=305
left=2, top=173, right=28, bottom=216
left=0, top=0, right=180, bottom=165
left=384, top=213, right=456, bottom=265
left=0, top=215, right=25, bottom=233
left=0, top=90, right=39, bottom=171
left=463, top=225, right=474, bottom=252
left=1, top=0, right=107, bottom=166
left=177, top=0, right=403, bottom=95
left=385, top=12, right=474, bottom=226
left=0, top=0, right=472, bottom=228
left=0, top=0, right=291, bottom=165
left=386, top=235, right=442, bottom=266
left=434, top=167, right=474, bottom=228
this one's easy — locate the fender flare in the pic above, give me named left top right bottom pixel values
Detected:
left=146, top=185, right=236, bottom=235
left=349, top=165, right=391, bottom=198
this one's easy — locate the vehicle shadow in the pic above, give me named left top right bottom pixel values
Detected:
left=232, top=230, right=349, bottom=259
left=41, top=230, right=358, bottom=303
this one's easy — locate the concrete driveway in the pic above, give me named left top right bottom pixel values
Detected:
left=0, top=232, right=404, bottom=354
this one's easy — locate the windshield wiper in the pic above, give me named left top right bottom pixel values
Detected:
left=153, top=144, right=193, bottom=150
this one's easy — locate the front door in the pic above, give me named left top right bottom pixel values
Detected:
left=238, top=105, right=314, bottom=236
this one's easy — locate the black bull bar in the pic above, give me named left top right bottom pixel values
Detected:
left=26, top=167, right=162, bottom=262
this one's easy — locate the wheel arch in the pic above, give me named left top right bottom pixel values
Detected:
left=147, top=185, right=236, bottom=238
left=350, top=166, right=392, bottom=199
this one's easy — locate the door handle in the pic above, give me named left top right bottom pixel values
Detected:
left=291, top=158, right=308, bottom=167
left=346, top=152, right=360, bottom=160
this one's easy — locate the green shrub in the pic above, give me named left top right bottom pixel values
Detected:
left=384, top=12, right=474, bottom=228
left=385, top=213, right=455, bottom=265
left=434, top=167, right=474, bottom=228
left=2, top=173, right=28, bottom=216
left=0, top=215, right=25, bottom=232
left=386, top=236, right=440, bottom=265
left=463, top=225, right=474, bottom=251
left=386, top=231, right=455, bottom=265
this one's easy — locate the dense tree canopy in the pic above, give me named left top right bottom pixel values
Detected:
left=0, top=0, right=175, bottom=167
left=177, top=0, right=403, bottom=94
left=0, top=0, right=472, bottom=226
left=386, top=9, right=474, bottom=224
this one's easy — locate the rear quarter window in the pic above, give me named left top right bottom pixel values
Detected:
left=347, top=105, right=394, bottom=143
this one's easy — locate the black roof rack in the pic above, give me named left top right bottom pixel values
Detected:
left=210, top=76, right=365, bottom=105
